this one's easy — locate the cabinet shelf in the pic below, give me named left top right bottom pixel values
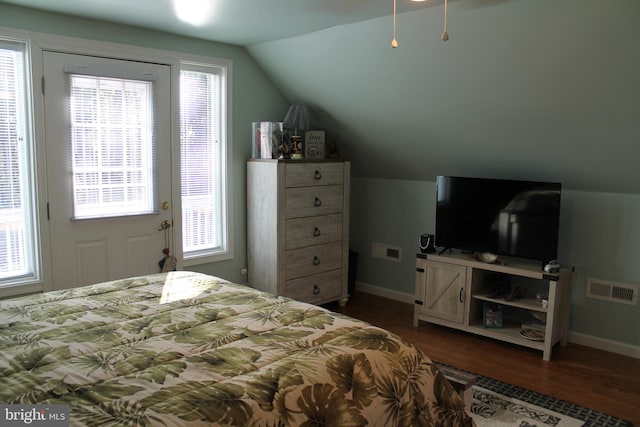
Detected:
left=414, top=251, right=572, bottom=361
left=427, top=252, right=556, bottom=280
left=471, top=294, right=547, bottom=313
left=466, top=320, right=546, bottom=351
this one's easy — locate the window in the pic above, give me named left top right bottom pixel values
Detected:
left=179, top=63, right=229, bottom=262
left=68, top=74, right=156, bottom=219
left=0, top=40, right=38, bottom=285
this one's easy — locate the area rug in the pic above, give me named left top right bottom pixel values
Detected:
left=472, top=386, right=584, bottom=427
left=434, top=363, right=632, bottom=427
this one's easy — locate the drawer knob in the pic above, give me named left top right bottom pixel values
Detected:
left=314, top=170, right=322, bottom=180
left=314, top=197, right=322, bottom=207
left=313, top=285, right=321, bottom=294
left=313, top=256, right=321, bottom=265
left=313, top=227, right=321, bottom=237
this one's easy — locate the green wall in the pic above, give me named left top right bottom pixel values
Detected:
left=350, top=177, right=640, bottom=348
left=0, top=4, right=290, bottom=283
left=3, top=3, right=638, bottom=352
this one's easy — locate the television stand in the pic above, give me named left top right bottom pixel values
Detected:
left=414, top=251, right=572, bottom=361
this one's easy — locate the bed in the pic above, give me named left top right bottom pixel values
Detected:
left=0, top=271, right=473, bottom=426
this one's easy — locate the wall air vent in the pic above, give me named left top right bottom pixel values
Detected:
left=371, top=242, right=402, bottom=263
left=586, top=278, right=638, bottom=305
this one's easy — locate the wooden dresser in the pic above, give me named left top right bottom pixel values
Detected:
left=247, top=159, right=350, bottom=305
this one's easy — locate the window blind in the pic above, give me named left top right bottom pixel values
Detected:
left=67, top=74, right=157, bottom=219
left=180, top=68, right=223, bottom=256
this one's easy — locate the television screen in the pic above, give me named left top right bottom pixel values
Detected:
left=435, top=176, right=561, bottom=264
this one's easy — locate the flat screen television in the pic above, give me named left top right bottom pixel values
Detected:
left=435, top=176, right=561, bottom=266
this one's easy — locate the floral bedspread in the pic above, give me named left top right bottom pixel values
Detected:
left=0, top=271, right=472, bottom=426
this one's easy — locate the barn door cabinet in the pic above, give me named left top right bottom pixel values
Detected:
left=414, top=251, right=572, bottom=361
left=414, top=260, right=467, bottom=324
left=247, top=159, right=350, bottom=306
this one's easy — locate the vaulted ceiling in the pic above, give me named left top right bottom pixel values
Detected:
left=4, top=0, right=639, bottom=194
left=0, top=0, right=432, bottom=46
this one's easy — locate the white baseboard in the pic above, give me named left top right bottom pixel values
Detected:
left=568, top=331, right=640, bottom=359
left=354, top=280, right=640, bottom=360
left=354, top=281, right=414, bottom=304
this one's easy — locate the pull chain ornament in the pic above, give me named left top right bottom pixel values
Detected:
left=441, top=0, right=449, bottom=41
left=391, top=0, right=399, bottom=48
left=391, top=0, right=450, bottom=47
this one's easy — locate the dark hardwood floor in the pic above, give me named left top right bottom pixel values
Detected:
left=325, top=291, right=640, bottom=426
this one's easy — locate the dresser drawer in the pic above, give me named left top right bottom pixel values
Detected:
left=284, top=242, right=343, bottom=280
left=285, top=185, right=343, bottom=219
left=285, top=269, right=343, bottom=304
left=285, top=163, right=344, bottom=188
left=285, top=214, right=342, bottom=250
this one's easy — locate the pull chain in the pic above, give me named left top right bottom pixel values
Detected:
left=391, top=0, right=399, bottom=48
left=391, top=0, right=449, bottom=46
left=441, top=0, right=449, bottom=41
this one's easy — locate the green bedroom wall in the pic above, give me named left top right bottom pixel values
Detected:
left=0, top=4, right=290, bottom=284
left=350, top=177, right=640, bottom=349
left=3, top=3, right=638, bottom=354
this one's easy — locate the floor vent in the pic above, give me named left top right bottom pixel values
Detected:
left=586, top=278, right=638, bottom=305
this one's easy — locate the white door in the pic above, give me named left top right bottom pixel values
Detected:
left=43, top=52, right=173, bottom=290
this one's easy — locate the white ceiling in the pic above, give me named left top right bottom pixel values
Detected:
left=0, top=0, right=436, bottom=46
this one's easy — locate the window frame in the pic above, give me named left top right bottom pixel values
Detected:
left=179, top=60, right=233, bottom=265
left=0, top=35, right=44, bottom=296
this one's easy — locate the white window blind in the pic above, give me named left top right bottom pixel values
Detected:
left=0, top=41, right=38, bottom=284
left=68, top=74, right=156, bottom=219
left=180, top=66, right=226, bottom=258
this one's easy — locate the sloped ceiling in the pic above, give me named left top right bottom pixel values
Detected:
left=4, top=0, right=639, bottom=194
left=0, top=0, right=432, bottom=46
left=247, top=0, right=640, bottom=194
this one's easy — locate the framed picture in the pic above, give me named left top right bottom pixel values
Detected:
left=483, top=303, right=503, bottom=328
left=305, top=130, right=325, bottom=159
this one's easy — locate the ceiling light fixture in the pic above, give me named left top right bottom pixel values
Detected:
left=393, top=0, right=450, bottom=47
left=173, top=0, right=213, bottom=26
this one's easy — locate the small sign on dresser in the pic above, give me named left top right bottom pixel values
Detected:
left=305, top=130, right=325, bottom=159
